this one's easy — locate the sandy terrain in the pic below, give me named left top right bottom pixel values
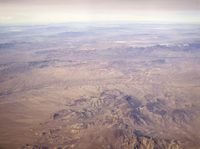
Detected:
left=0, top=23, right=200, bottom=149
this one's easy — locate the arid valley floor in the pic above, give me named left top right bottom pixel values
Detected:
left=0, top=23, right=200, bottom=149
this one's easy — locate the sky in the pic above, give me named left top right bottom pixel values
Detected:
left=0, top=0, right=200, bottom=24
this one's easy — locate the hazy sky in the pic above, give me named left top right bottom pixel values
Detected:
left=0, top=0, right=200, bottom=24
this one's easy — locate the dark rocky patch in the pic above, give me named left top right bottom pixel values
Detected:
left=146, top=99, right=167, bottom=116
left=53, top=113, right=60, bottom=120
left=152, top=59, right=166, bottom=64
left=0, top=42, right=15, bottom=49
left=0, top=90, right=12, bottom=96
left=130, top=111, right=150, bottom=125
left=171, top=109, right=193, bottom=124
left=28, top=60, right=50, bottom=68
left=124, top=95, right=141, bottom=109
